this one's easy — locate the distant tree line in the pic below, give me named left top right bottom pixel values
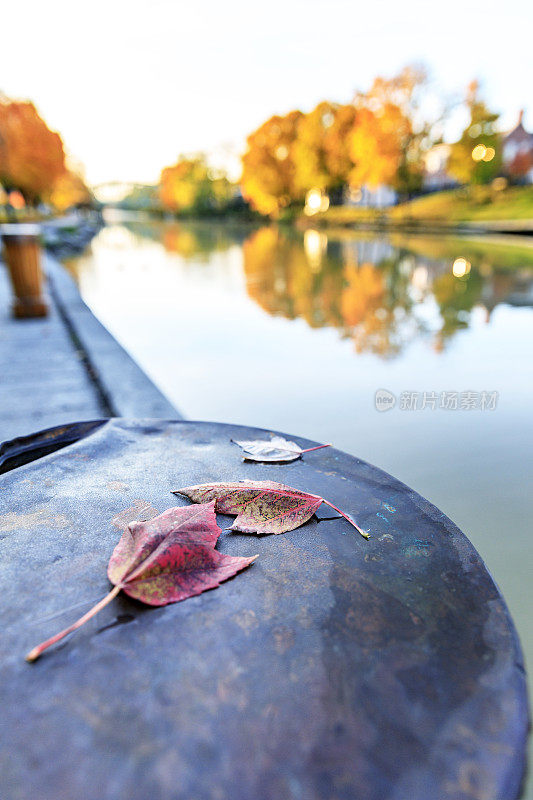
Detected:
left=159, top=157, right=238, bottom=216
left=239, top=71, right=515, bottom=217
left=2, top=67, right=529, bottom=219
left=158, top=68, right=525, bottom=219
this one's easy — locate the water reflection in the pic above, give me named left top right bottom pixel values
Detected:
left=238, top=225, right=532, bottom=357
left=68, top=217, right=533, bottom=365
left=243, top=227, right=410, bottom=356
left=114, top=216, right=247, bottom=260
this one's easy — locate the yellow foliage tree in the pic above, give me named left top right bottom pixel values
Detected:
left=49, top=170, right=92, bottom=211
left=292, top=102, right=358, bottom=196
left=160, top=158, right=205, bottom=211
left=323, top=104, right=359, bottom=187
left=160, top=156, right=233, bottom=213
left=240, top=65, right=433, bottom=210
left=241, top=111, right=303, bottom=216
left=292, top=102, right=337, bottom=194
left=348, top=105, right=409, bottom=190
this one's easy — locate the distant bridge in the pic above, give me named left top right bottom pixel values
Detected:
left=92, top=181, right=155, bottom=204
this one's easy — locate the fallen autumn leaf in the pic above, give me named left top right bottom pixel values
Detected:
left=26, top=502, right=257, bottom=662
left=173, top=480, right=369, bottom=538
left=232, top=436, right=331, bottom=463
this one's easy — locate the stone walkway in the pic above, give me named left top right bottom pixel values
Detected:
left=0, top=260, right=108, bottom=442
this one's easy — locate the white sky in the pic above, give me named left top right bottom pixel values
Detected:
left=0, top=0, right=531, bottom=187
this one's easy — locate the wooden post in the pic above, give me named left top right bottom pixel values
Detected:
left=1, top=224, right=48, bottom=318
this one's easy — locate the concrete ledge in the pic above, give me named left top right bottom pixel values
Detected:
left=45, top=254, right=182, bottom=419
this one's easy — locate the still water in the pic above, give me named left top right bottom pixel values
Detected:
left=68, top=212, right=533, bottom=785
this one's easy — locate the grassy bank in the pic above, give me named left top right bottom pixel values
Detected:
left=299, top=185, right=533, bottom=229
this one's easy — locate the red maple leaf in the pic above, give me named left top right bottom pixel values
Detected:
left=26, top=502, right=256, bottom=662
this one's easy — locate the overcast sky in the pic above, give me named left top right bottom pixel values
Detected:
left=1, top=0, right=531, bottom=186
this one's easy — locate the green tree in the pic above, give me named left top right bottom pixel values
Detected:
left=448, top=81, right=502, bottom=185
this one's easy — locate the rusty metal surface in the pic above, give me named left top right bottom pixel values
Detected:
left=0, top=419, right=528, bottom=800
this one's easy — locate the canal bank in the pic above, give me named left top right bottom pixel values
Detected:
left=0, top=249, right=180, bottom=442
left=293, top=185, right=533, bottom=235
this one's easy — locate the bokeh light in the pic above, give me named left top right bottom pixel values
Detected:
left=304, top=188, right=330, bottom=216
left=452, top=257, right=471, bottom=277
left=471, top=144, right=487, bottom=162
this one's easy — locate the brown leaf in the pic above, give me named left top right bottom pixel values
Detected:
left=26, top=502, right=256, bottom=662
left=173, top=480, right=369, bottom=538
left=232, top=436, right=331, bottom=463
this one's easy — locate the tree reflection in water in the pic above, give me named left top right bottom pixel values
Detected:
left=91, top=217, right=533, bottom=361
left=240, top=226, right=533, bottom=357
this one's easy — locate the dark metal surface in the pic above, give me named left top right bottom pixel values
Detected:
left=0, top=419, right=528, bottom=800
left=0, top=419, right=106, bottom=474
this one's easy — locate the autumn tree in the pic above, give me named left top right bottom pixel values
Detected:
left=292, top=102, right=358, bottom=198
left=323, top=104, right=359, bottom=188
left=159, top=156, right=234, bottom=214
left=49, top=170, right=92, bottom=211
left=292, top=102, right=336, bottom=195
left=241, top=111, right=303, bottom=216
left=448, top=81, right=501, bottom=185
left=240, top=64, right=439, bottom=213
left=349, top=66, right=430, bottom=196
left=0, top=98, right=66, bottom=203
left=348, top=106, right=408, bottom=191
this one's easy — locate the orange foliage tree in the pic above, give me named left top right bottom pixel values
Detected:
left=242, top=105, right=360, bottom=214
left=0, top=98, right=67, bottom=203
left=241, top=66, right=434, bottom=215
left=349, top=66, right=428, bottom=196
left=241, top=111, right=303, bottom=216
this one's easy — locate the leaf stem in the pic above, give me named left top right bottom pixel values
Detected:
left=323, top=500, right=369, bottom=539
left=25, top=584, right=122, bottom=663
left=299, top=443, right=332, bottom=454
